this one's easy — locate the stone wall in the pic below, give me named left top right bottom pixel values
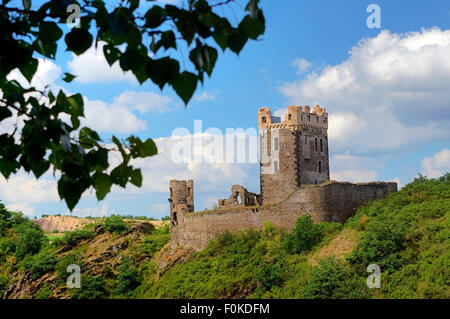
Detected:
left=171, top=181, right=397, bottom=251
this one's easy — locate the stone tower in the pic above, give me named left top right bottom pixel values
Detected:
left=168, top=180, right=194, bottom=225
left=258, top=105, right=330, bottom=204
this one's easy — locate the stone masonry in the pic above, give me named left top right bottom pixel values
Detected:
left=169, top=105, right=397, bottom=250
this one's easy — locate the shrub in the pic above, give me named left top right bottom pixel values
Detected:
left=282, top=215, right=322, bottom=254
left=0, top=238, right=15, bottom=262
left=104, top=215, right=129, bottom=234
left=71, top=275, right=107, bottom=299
left=56, top=253, right=81, bottom=282
left=114, top=261, right=141, bottom=297
left=139, top=233, right=170, bottom=258
left=161, top=215, right=170, bottom=221
left=348, top=215, right=412, bottom=272
left=54, top=229, right=95, bottom=247
left=255, top=264, right=283, bottom=291
left=35, top=283, right=53, bottom=299
left=15, top=223, right=45, bottom=259
left=302, top=257, right=370, bottom=299
left=0, top=275, right=9, bottom=296
left=21, top=249, right=58, bottom=280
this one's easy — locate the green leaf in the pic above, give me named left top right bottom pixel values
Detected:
left=65, top=28, right=93, bottom=55
left=171, top=71, right=197, bottom=104
left=62, top=72, right=76, bottom=83
left=129, top=169, right=142, bottom=187
left=58, top=176, right=83, bottom=211
left=0, top=107, right=12, bottom=122
left=94, top=173, right=112, bottom=200
left=110, top=163, right=131, bottom=188
left=228, top=29, right=248, bottom=54
left=145, top=5, right=166, bottom=28
left=151, top=31, right=176, bottom=53
left=103, top=45, right=121, bottom=66
left=239, top=14, right=265, bottom=40
left=119, top=48, right=144, bottom=72
left=79, top=127, right=100, bottom=148
left=146, top=57, right=180, bottom=89
left=18, top=58, right=38, bottom=83
left=39, top=21, right=63, bottom=42
left=128, top=136, right=157, bottom=158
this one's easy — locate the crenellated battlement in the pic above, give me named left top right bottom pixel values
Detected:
left=258, top=105, right=328, bottom=131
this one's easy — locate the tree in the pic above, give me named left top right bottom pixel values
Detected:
left=282, top=215, right=323, bottom=254
left=0, top=0, right=265, bottom=210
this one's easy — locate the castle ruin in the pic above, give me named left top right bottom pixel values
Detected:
left=169, top=105, right=397, bottom=250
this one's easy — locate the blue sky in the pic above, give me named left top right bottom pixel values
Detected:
left=1, top=0, right=449, bottom=218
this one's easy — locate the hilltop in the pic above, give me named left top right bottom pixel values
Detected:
left=0, top=174, right=448, bottom=299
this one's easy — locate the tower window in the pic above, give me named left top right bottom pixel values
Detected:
left=262, top=116, right=266, bottom=123
left=314, top=138, right=318, bottom=151
left=307, top=115, right=310, bottom=121
left=288, top=114, right=292, bottom=120
left=318, top=161, right=322, bottom=173
left=320, top=139, right=323, bottom=152
left=274, top=137, right=279, bottom=151
left=323, top=117, right=327, bottom=123
left=274, top=160, right=279, bottom=173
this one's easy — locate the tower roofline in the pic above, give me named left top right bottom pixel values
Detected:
left=258, top=105, right=328, bottom=130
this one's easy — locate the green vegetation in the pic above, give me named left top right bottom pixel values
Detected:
left=104, top=215, right=129, bottom=234
left=282, top=215, right=323, bottom=254
left=0, top=173, right=448, bottom=299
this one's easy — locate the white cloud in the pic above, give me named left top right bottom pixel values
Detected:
left=292, top=58, right=312, bottom=74
left=6, top=58, right=62, bottom=91
left=67, top=42, right=137, bottom=84
left=83, top=97, right=147, bottom=133
left=0, top=171, right=59, bottom=216
left=279, top=28, right=450, bottom=155
left=111, top=132, right=257, bottom=195
left=194, top=90, right=218, bottom=102
left=421, top=148, right=450, bottom=178
left=329, top=151, right=384, bottom=183
left=112, top=90, right=176, bottom=113
left=72, top=202, right=109, bottom=218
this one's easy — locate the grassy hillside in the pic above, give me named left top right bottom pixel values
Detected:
left=0, top=174, right=448, bottom=299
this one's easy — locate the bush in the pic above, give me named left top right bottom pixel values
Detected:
left=0, top=275, right=9, bottom=297
left=282, top=215, right=322, bottom=254
left=71, top=275, right=107, bottom=299
left=255, top=264, right=283, bottom=291
left=56, top=253, right=81, bottom=282
left=21, top=249, right=58, bottom=280
left=139, top=233, right=170, bottom=258
left=15, top=223, right=45, bottom=259
left=54, top=229, right=95, bottom=247
left=348, top=215, right=412, bottom=272
left=302, top=257, right=370, bottom=299
left=114, top=261, right=141, bottom=297
left=35, top=283, right=52, bottom=299
left=104, top=215, right=129, bottom=234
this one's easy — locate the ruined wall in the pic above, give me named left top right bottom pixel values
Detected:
left=171, top=181, right=397, bottom=251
